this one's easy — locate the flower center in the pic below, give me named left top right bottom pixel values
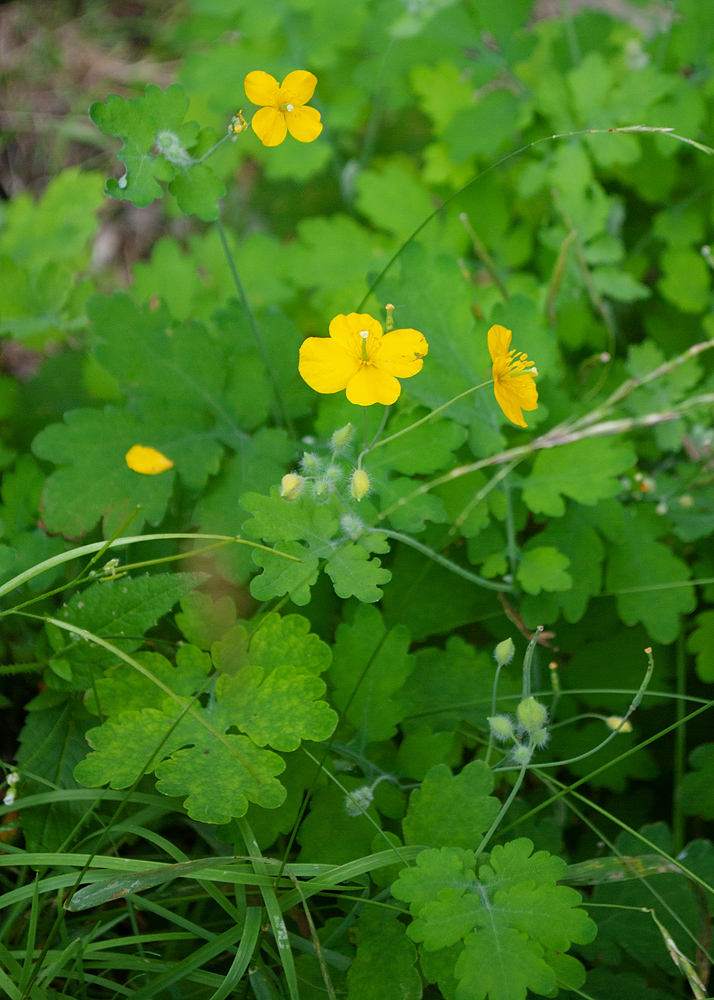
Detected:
left=281, top=102, right=294, bottom=112
left=359, top=330, right=370, bottom=361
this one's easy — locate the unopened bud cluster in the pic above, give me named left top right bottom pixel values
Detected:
left=487, top=680, right=549, bottom=766
left=277, top=423, right=372, bottom=518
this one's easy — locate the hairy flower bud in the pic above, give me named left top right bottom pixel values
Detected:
left=330, top=423, right=355, bottom=453
left=350, top=468, right=371, bottom=501
left=312, top=479, right=330, bottom=503
left=517, top=697, right=548, bottom=734
left=344, top=785, right=374, bottom=817
left=340, top=513, right=365, bottom=539
left=494, top=637, right=515, bottom=667
left=280, top=472, right=305, bottom=501
left=488, top=715, right=515, bottom=742
left=324, top=465, right=342, bottom=485
left=300, top=451, right=321, bottom=474
left=511, top=744, right=533, bottom=766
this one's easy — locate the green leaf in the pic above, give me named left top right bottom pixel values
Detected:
left=32, top=405, right=220, bottom=537
left=603, top=504, right=696, bottom=645
left=194, top=428, right=295, bottom=584
left=324, top=540, right=392, bottom=602
left=402, top=761, right=500, bottom=850
left=445, top=90, right=521, bottom=162
left=516, top=546, right=572, bottom=596
left=521, top=506, right=604, bottom=622
left=168, top=163, right=225, bottom=222
left=175, top=592, right=237, bottom=650
left=90, top=84, right=223, bottom=216
left=74, top=607, right=336, bottom=822
left=0, top=167, right=104, bottom=270
left=658, top=247, right=710, bottom=313
left=355, top=162, right=435, bottom=240
left=367, top=412, right=467, bottom=477
left=88, top=645, right=211, bottom=717
left=522, top=438, right=635, bottom=517
left=347, top=907, right=422, bottom=1000
left=49, top=573, right=205, bottom=687
left=298, top=778, right=380, bottom=866
left=393, top=839, right=594, bottom=1000
left=217, top=666, right=337, bottom=751
left=250, top=542, right=320, bottom=606
left=401, top=636, right=517, bottom=736
left=247, top=612, right=331, bottom=676
left=16, top=695, right=93, bottom=852
left=329, top=605, right=413, bottom=744
left=687, top=610, right=714, bottom=682
left=680, top=743, right=714, bottom=819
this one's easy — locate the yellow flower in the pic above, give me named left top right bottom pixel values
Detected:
left=488, top=324, right=538, bottom=428
left=125, top=445, right=174, bottom=475
left=604, top=715, right=633, bottom=733
left=244, top=70, right=323, bottom=147
left=299, top=312, right=428, bottom=406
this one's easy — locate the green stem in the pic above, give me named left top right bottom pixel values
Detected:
left=459, top=213, right=510, bottom=300
left=216, top=216, right=291, bottom=433
left=374, top=528, right=513, bottom=592
left=359, top=380, right=493, bottom=466
left=673, top=634, right=687, bottom=853
left=196, top=132, right=231, bottom=164
left=474, top=760, right=529, bottom=860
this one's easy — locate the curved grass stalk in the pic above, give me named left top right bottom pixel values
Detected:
left=357, top=126, right=713, bottom=312
left=372, top=528, right=512, bottom=592
left=0, top=532, right=298, bottom=604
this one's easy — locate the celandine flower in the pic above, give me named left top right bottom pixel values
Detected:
left=244, top=70, right=323, bottom=147
left=299, top=312, right=428, bottom=406
left=488, top=324, right=538, bottom=428
left=125, top=445, right=174, bottom=475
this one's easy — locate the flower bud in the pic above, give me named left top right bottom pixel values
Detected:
left=344, top=785, right=374, bottom=817
left=604, top=715, right=633, bottom=734
left=517, top=697, right=548, bottom=734
left=340, top=513, right=365, bottom=539
left=312, top=479, right=330, bottom=503
left=512, top=744, right=533, bottom=766
left=280, top=473, right=305, bottom=501
left=300, top=451, right=321, bottom=475
left=350, top=468, right=371, bottom=501
left=494, top=637, right=515, bottom=667
left=488, top=715, right=515, bottom=742
left=325, top=465, right=342, bottom=485
left=532, top=728, right=550, bottom=748
left=330, top=423, right=355, bottom=453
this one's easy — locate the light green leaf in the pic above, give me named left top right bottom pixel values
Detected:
left=687, top=610, right=714, bottom=682
left=516, top=546, right=572, bottom=596
left=175, top=592, right=237, bottom=650
left=329, top=604, right=413, bottom=743
left=402, top=761, right=500, bottom=850
left=523, top=438, right=635, bottom=517
left=347, top=907, right=422, bottom=1000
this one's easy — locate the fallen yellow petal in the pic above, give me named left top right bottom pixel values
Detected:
left=125, top=445, right=174, bottom=475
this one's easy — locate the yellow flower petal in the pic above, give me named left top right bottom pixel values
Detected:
left=125, top=445, right=174, bottom=475
left=251, top=106, right=288, bottom=146
left=279, top=70, right=318, bottom=105
left=493, top=374, right=538, bottom=428
left=244, top=70, right=280, bottom=107
left=375, top=328, right=428, bottom=378
left=299, top=336, right=361, bottom=394
left=286, top=105, right=323, bottom=142
left=488, top=323, right=513, bottom=363
left=329, top=313, right=383, bottom=359
left=346, top=366, right=402, bottom=406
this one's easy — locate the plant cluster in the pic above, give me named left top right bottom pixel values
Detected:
left=3, top=0, right=714, bottom=998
